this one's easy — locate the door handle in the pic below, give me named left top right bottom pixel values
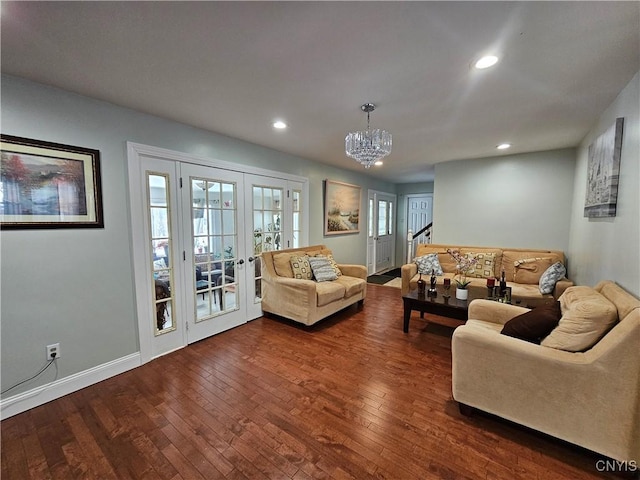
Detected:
left=238, top=259, right=245, bottom=265
left=248, top=256, right=255, bottom=262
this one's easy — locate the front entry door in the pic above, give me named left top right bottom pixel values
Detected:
left=367, top=190, right=396, bottom=274
left=181, top=163, right=248, bottom=343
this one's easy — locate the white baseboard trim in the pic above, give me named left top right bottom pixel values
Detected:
left=0, top=352, right=141, bottom=420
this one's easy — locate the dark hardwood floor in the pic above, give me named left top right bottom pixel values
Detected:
left=1, top=284, right=623, bottom=479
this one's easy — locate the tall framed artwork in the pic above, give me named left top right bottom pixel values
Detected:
left=324, top=179, right=361, bottom=235
left=584, top=118, right=624, bottom=218
left=0, top=135, right=104, bottom=229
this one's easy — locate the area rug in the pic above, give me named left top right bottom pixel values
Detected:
left=366, top=274, right=395, bottom=285
left=382, top=277, right=402, bottom=289
left=366, top=267, right=402, bottom=286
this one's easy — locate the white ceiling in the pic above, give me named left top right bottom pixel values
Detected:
left=1, top=1, right=638, bottom=183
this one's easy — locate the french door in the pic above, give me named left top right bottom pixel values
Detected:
left=181, top=163, right=247, bottom=342
left=367, top=190, right=397, bottom=274
left=128, top=143, right=307, bottom=362
left=244, top=175, right=305, bottom=319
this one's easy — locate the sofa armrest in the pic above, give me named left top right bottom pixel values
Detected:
left=467, top=299, right=530, bottom=326
left=553, top=278, right=573, bottom=298
left=338, top=264, right=368, bottom=279
left=401, top=263, right=418, bottom=295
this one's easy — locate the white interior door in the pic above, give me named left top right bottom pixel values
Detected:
left=406, top=194, right=433, bottom=260
left=367, top=190, right=397, bottom=274
left=244, top=176, right=306, bottom=320
left=181, top=163, right=247, bottom=343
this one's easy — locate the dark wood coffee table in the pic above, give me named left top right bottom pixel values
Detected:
left=402, top=287, right=484, bottom=333
left=402, top=286, right=555, bottom=333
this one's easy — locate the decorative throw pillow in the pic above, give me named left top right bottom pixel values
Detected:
left=513, top=257, right=555, bottom=284
left=308, top=255, right=338, bottom=282
left=501, top=301, right=562, bottom=344
left=312, top=252, right=342, bottom=277
left=464, top=252, right=496, bottom=279
left=541, top=286, right=618, bottom=352
left=290, top=255, right=313, bottom=280
left=415, top=253, right=443, bottom=275
left=539, top=262, right=566, bottom=294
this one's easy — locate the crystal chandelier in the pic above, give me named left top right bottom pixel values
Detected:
left=345, top=103, right=392, bottom=168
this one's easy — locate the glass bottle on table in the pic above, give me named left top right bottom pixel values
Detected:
left=499, top=269, right=507, bottom=298
left=417, top=273, right=426, bottom=296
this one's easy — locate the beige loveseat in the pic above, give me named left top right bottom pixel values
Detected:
left=452, top=280, right=640, bottom=463
left=402, top=243, right=573, bottom=302
left=261, top=245, right=367, bottom=326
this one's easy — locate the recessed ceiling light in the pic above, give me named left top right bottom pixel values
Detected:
left=273, top=121, right=287, bottom=129
left=374, top=161, right=383, bottom=166
left=497, top=143, right=511, bottom=150
left=475, top=55, right=499, bottom=69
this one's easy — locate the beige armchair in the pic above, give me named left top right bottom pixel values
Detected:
left=452, top=280, right=640, bottom=463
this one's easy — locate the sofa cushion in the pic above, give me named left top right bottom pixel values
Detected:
left=501, top=301, right=562, bottom=344
left=290, top=255, right=313, bottom=280
left=539, top=262, right=566, bottom=294
left=541, top=286, right=618, bottom=352
left=465, top=252, right=497, bottom=279
left=513, top=257, right=555, bottom=284
left=273, top=252, right=295, bottom=278
left=308, top=255, right=338, bottom=282
left=335, top=275, right=366, bottom=298
left=415, top=253, right=443, bottom=275
left=315, top=281, right=346, bottom=307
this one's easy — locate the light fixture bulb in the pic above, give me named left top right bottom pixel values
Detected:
left=475, top=55, right=499, bottom=69
left=273, top=121, right=287, bottom=129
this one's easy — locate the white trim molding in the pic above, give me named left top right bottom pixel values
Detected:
left=0, top=353, right=141, bottom=420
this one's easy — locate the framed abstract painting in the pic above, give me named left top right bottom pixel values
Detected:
left=0, top=135, right=103, bottom=229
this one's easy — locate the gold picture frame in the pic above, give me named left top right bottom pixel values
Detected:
left=324, top=179, right=361, bottom=235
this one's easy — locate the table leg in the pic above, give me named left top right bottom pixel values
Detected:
left=403, top=300, right=411, bottom=333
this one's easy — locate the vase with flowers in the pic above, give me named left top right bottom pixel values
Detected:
left=446, top=248, right=478, bottom=300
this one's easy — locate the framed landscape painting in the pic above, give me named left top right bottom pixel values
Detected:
left=324, top=179, right=361, bottom=235
left=584, top=118, right=624, bottom=218
left=0, top=135, right=103, bottom=229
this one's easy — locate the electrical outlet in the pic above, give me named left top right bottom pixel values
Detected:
left=46, top=343, right=60, bottom=360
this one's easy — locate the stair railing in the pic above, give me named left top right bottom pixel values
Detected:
left=407, top=222, right=433, bottom=263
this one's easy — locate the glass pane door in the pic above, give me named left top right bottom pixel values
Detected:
left=181, top=164, right=247, bottom=343
left=245, top=175, right=288, bottom=320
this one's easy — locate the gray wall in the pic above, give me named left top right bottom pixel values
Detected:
left=568, top=72, right=640, bottom=295
left=432, top=149, right=576, bottom=252
left=0, top=75, right=394, bottom=396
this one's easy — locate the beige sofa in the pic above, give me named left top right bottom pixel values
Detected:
left=261, top=245, right=367, bottom=326
left=452, top=280, right=640, bottom=463
left=402, top=243, right=573, bottom=302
